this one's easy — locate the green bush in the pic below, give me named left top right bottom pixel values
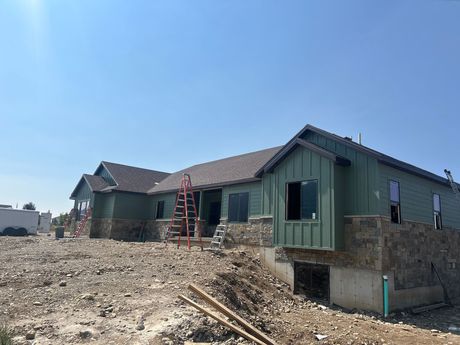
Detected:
left=0, top=325, right=13, bottom=345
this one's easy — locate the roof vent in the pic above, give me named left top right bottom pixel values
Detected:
left=344, top=136, right=353, bottom=141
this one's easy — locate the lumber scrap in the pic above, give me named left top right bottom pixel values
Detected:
left=412, top=302, right=448, bottom=314
left=178, top=294, right=268, bottom=345
left=188, top=283, right=278, bottom=345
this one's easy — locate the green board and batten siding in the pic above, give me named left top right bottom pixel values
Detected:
left=268, top=146, right=344, bottom=250
left=112, top=193, right=152, bottom=220
left=221, top=182, right=262, bottom=218
left=150, top=193, right=177, bottom=219
left=149, top=181, right=263, bottom=222
left=379, top=164, right=460, bottom=228
left=303, top=130, right=460, bottom=230
left=73, top=180, right=94, bottom=209
left=96, top=165, right=116, bottom=186
left=92, top=193, right=115, bottom=219
left=92, top=193, right=152, bottom=220
left=303, top=131, right=380, bottom=216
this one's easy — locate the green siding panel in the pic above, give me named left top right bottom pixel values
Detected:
left=262, top=173, right=274, bottom=216
left=379, top=164, right=460, bottom=228
left=271, top=146, right=343, bottom=250
left=303, top=131, right=380, bottom=215
left=96, top=166, right=116, bottom=186
left=73, top=179, right=94, bottom=209
left=150, top=193, right=177, bottom=220
left=222, top=182, right=262, bottom=218
left=92, top=194, right=115, bottom=219
left=112, top=193, right=152, bottom=220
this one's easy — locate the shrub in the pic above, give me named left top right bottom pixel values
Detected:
left=0, top=324, right=14, bottom=345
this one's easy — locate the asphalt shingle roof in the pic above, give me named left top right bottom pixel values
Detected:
left=101, top=161, right=170, bottom=194
left=149, top=146, right=282, bottom=194
left=83, top=174, right=109, bottom=192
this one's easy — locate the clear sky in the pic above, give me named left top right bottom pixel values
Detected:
left=1, top=0, right=459, bottom=216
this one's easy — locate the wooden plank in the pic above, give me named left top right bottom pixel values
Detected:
left=412, top=303, right=448, bottom=314
left=188, top=284, right=278, bottom=345
left=178, top=295, right=268, bottom=345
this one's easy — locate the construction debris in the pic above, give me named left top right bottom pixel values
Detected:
left=178, top=294, right=268, bottom=345
left=314, top=334, right=328, bottom=340
left=187, top=284, right=277, bottom=345
left=1, top=236, right=460, bottom=345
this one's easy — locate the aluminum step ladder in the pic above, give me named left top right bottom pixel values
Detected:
left=210, top=224, right=227, bottom=250
left=444, top=169, right=460, bottom=199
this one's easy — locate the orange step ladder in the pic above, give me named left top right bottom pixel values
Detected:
left=165, top=174, right=202, bottom=250
left=73, top=208, right=92, bottom=238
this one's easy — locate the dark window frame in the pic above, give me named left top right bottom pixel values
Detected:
left=433, top=193, right=442, bottom=230
left=285, top=179, right=319, bottom=221
left=389, top=180, right=401, bottom=224
left=228, top=192, right=249, bottom=223
left=156, top=200, right=165, bottom=219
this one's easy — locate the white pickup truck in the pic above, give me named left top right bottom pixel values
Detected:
left=0, top=207, right=50, bottom=236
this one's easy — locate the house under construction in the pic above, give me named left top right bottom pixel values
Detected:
left=70, top=124, right=460, bottom=313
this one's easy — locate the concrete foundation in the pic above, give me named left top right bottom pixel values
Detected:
left=330, top=266, right=383, bottom=312
left=258, top=216, right=459, bottom=313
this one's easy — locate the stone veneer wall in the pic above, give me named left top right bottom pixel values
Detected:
left=90, top=218, right=208, bottom=242
left=219, top=216, right=273, bottom=247
left=278, top=216, right=383, bottom=271
left=276, top=215, right=460, bottom=306
left=381, top=217, right=460, bottom=302
left=90, top=218, right=162, bottom=242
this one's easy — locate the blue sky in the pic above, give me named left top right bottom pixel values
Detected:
left=1, top=0, right=459, bottom=215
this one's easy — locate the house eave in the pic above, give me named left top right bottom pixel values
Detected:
left=149, top=177, right=261, bottom=195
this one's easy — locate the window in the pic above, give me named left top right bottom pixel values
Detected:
left=77, top=200, right=89, bottom=220
left=156, top=201, right=165, bottom=219
left=286, top=180, right=318, bottom=221
left=433, top=193, right=442, bottom=230
left=389, top=180, right=401, bottom=224
left=228, top=192, right=249, bottom=222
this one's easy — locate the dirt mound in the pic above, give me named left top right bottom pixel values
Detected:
left=1, top=236, right=459, bottom=345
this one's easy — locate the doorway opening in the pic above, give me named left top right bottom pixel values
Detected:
left=294, top=262, right=330, bottom=301
left=201, top=189, right=222, bottom=237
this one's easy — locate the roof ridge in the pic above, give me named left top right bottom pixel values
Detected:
left=101, top=161, right=170, bottom=175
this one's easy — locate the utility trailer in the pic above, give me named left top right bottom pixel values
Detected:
left=0, top=208, right=40, bottom=236
left=38, top=212, right=52, bottom=233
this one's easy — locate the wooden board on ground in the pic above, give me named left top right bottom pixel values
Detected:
left=178, top=294, right=268, bottom=345
left=188, top=283, right=278, bottom=345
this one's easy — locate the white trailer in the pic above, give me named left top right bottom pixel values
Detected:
left=0, top=208, right=40, bottom=236
left=38, top=212, right=52, bottom=233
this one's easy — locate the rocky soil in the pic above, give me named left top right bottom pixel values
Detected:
left=0, top=235, right=459, bottom=345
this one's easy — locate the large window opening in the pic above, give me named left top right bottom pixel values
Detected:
left=156, top=200, right=165, bottom=219
left=294, top=262, right=330, bottom=300
left=228, top=192, right=249, bottom=223
left=433, top=193, right=442, bottom=230
left=286, top=180, right=318, bottom=221
left=390, top=180, right=401, bottom=224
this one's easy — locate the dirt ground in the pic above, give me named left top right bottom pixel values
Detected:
left=1, top=235, right=459, bottom=345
